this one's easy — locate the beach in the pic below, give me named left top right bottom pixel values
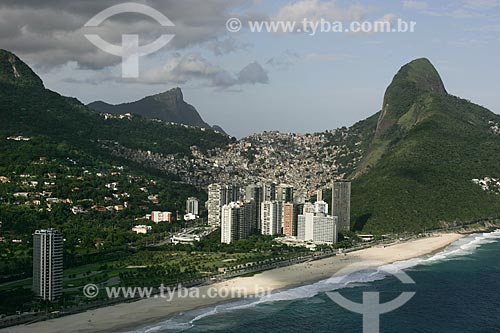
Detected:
left=1, top=233, right=463, bottom=333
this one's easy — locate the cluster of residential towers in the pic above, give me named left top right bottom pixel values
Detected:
left=207, top=182, right=351, bottom=244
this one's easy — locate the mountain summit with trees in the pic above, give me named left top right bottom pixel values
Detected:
left=87, top=87, right=223, bottom=131
left=348, top=58, right=500, bottom=233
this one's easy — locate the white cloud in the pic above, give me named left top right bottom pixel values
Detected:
left=303, top=53, right=353, bottom=62
left=402, top=0, right=428, bottom=10
left=147, top=53, right=221, bottom=84
left=372, top=13, right=398, bottom=32
left=274, top=0, right=368, bottom=22
left=140, top=53, right=268, bottom=88
left=206, top=38, right=240, bottom=56
left=346, top=13, right=400, bottom=35
left=420, top=8, right=483, bottom=18
left=462, top=0, right=500, bottom=9
left=416, top=0, right=499, bottom=17
left=448, top=38, right=488, bottom=47
left=480, top=25, right=500, bottom=31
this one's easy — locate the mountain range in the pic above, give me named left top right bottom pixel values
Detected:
left=87, top=88, right=225, bottom=133
left=2, top=48, right=500, bottom=233
left=0, top=49, right=231, bottom=173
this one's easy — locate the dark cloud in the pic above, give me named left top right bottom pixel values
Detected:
left=0, top=0, right=251, bottom=70
left=206, top=37, right=248, bottom=56
left=266, top=49, right=300, bottom=70
left=237, top=61, right=269, bottom=85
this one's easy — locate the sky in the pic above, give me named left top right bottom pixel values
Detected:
left=2, top=0, right=500, bottom=137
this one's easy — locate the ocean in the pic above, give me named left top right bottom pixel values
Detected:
left=124, top=230, right=500, bottom=333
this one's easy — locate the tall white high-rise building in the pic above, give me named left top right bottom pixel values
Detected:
left=298, top=212, right=314, bottom=241
left=33, top=228, right=63, bottom=301
left=221, top=203, right=239, bottom=244
left=245, top=184, right=264, bottom=230
left=294, top=193, right=307, bottom=204
left=208, top=184, right=222, bottom=226
left=261, top=201, right=282, bottom=235
left=186, top=197, right=199, bottom=215
left=303, top=202, right=315, bottom=214
left=221, top=202, right=255, bottom=244
left=263, top=182, right=276, bottom=201
left=297, top=213, right=337, bottom=244
left=312, top=214, right=338, bottom=243
left=208, top=184, right=242, bottom=227
left=314, top=200, right=329, bottom=215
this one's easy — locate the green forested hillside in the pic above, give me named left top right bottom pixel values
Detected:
left=0, top=85, right=230, bottom=157
left=0, top=50, right=231, bottom=286
left=348, top=59, right=500, bottom=233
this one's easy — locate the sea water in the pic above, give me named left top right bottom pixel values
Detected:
left=124, top=230, right=500, bottom=333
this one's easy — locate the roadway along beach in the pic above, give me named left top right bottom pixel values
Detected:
left=1, top=233, right=463, bottom=333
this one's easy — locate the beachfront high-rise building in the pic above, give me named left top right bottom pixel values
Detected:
left=261, top=201, right=282, bottom=235
left=294, top=193, right=307, bottom=204
left=208, top=184, right=242, bottom=227
left=297, top=214, right=307, bottom=240
left=276, top=184, right=294, bottom=203
left=33, top=228, right=63, bottom=301
left=221, top=202, right=255, bottom=244
left=332, top=182, right=351, bottom=231
left=263, top=182, right=277, bottom=201
left=223, top=184, right=242, bottom=204
left=245, top=184, right=264, bottom=230
left=314, top=200, right=329, bottom=215
left=297, top=212, right=338, bottom=244
left=283, top=203, right=304, bottom=237
left=316, top=189, right=323, bottom=201
left=283, top=203, right=295, bottom=237
left=186, top=197, right=199, bottom=215
left=238, top=201, right=256, bottom=240
left=233, top=184, right=243, bottom=202
left=221, top=203, right=239, bottom=244
left=313, top=214, right=338, bottom=243
left=303, top=202, right=315, bottom=214
left=207, top=184, right=222, bottom=226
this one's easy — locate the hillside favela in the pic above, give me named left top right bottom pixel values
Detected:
left=1, top=1, right=500, bottom=333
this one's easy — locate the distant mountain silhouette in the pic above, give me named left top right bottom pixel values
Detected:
left=88, top=87, right=214, bottom=129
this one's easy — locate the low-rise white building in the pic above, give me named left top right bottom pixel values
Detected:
left=171, top=234, right=201, bottom=245
left=183, top=213, right=197, bottom=221
left=132, top=225, right=152, bottom=234
left=151, top=211, right=172, bottom=223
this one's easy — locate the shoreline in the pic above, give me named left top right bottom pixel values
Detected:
left=1, top=233, right=464, bottom=333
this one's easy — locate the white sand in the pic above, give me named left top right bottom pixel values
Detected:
left=1, top=233, right=463, bottom=333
